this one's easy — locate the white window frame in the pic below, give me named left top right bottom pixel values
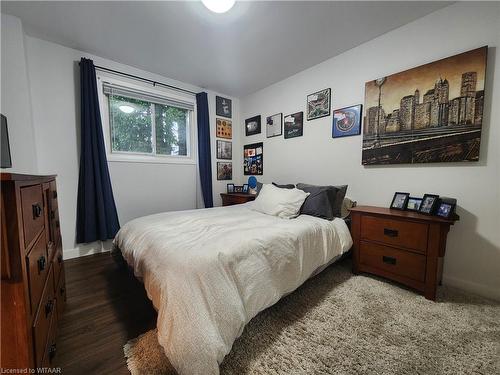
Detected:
left=97, top=73, right=197, bottom=165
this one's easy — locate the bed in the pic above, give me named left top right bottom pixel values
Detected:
left=114, top=201, right=352, bottom=374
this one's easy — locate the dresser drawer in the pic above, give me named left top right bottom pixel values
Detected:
left=21, top=184, right=45, bottom=249
left=26, top=232, right=49, bottom=313
left=359, top=241, right=426, bottom=282
left=32, top=266, right=56, bottom=367
left=361, top=215, right=428, bottom=253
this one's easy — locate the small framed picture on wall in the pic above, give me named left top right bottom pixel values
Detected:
left=245, top=115, right=261, bottom=136
left=216, top=96, right=232, bottom=118
left=216, top=140, right=232, bottom=160
left=266, top=113, right=282, bottom=138
left=306, top=88, right=331, bottom=121
left=332, top=104, right=362, bottom=138
left=217, top=162, right=232, bottom=180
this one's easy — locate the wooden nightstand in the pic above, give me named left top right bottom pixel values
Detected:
left=350, top=206, right=458, bottom=301
left=220, top=193, right=256, bottom=206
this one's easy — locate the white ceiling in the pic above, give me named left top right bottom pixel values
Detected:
left=2, top=1, right=450, bottom=97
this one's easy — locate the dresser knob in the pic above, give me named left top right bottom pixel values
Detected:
left=57, top=253, right=63, bottom=264
left=48, top=343, right=57, bottom=362
left=383, top=228, right=399, bottom=237
left=37, top=256, right=46, bottom=273
left=32, top=203, right=43, bottom=218
left=45, top=299, right=54, bottom=316
left=382, top=256, right=397, bottom=265
left=60, top=287, right=65, bottom=296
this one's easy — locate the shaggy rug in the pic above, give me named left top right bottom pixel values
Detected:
left=123, top=260, right=500, bottom=374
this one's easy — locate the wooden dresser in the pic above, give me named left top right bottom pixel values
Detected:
left=220, top=193, right=256, bottom=206
left=1, top=173, right=66, bottom=371
left=350, top=206, right=458, bottom=301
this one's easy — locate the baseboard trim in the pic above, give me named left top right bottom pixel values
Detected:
left=63, top=241, right=113, bottom=260
left=443, top=275, right=500, bottom=301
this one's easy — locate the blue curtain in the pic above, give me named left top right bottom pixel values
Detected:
left=196, top=92, right=213, bottom=208
left=76, top=58, right=120, bottom=243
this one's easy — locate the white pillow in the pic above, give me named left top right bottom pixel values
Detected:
left=251, top=184, right=310, bottom=219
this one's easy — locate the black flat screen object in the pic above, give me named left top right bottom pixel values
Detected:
left=1, top=114, right=12, bottom=168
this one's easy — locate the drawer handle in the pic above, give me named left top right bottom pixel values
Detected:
left=57, top=253, right=63, bottom=264
left=32, top=203, right=43, bottom=218
left=382, top=256, right=397, bottom=265
left=53, top=191, right=58, bottom=199
left=60, top=287, right=66, bottom=296
left=45, top=299, right=54, bottom=317
left=383, top=228, right=399, bottom=237
left=48, top=343, right=57, bottom=362
left=51, top=210, right=55, bottom=220
left=37, top=256, right=46, bottom=273
left=56, top=220, right=60, bottom=229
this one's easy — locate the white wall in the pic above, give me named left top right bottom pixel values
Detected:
left=1, top=14, right=37, bottom=173
left=240, top=3, right=500, bottom=299
left=1, top=27, right=239, bottom=259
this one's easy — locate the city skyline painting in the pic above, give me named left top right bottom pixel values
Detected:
left=362, top=46, right=487, bottom=165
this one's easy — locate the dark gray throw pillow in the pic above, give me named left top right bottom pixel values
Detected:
left=296, top=183, right=339, bottom=220
left=297, top=183, right=348, bottom=218
left=272, top=182, right=295, bottom=189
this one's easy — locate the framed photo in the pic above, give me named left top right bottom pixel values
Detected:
left=436, top=197, right=457, bottom=219
left=284, top=112, right=303, bottom=139
left=216, top=140, right=232, bottom=160
left=332, top=104, right=363, bottom=138
left=242, top=184, right=249, bottom=194
left=266, top=113, right=282, bottom=138
left=406, top=197, right=423, bottom=212
left=307, top=88, right=331, bottom=121
left=245, top=115, right=261, bottom=136
left=216, top=118, right=232, bottom=139
left=244, top=142, right=263, bottom=175
left=419, top=194, right=440, bottom=215
left=390, top=192, right=410, bottom=210
left=217, top=162, right=232, bottom=180
left=227, top=183, right=235, bottom=193
left=234, top=185, right=243, bottom=193
left=216, top=96, right=232, bottom=118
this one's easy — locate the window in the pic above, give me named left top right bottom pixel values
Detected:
left=102, top=82, right=193, bottom=160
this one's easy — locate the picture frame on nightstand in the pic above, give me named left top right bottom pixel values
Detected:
left=419, top=194, right=440, bottom=215
left=390, top=192, right=409, bottom=210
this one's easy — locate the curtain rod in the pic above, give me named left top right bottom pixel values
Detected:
left=89, top=64, right=198, bottom=96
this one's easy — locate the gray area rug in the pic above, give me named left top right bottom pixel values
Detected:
left=123, top=260, right=500, bottom=374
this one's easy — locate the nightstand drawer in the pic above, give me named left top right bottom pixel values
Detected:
left=359, top=241, right=426, bottom=282
left=361, top=215, right=428, bottom=253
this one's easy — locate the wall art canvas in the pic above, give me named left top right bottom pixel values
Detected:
left=266, top=113, right=282, bottom=138
left=244, top=142, right=263, bottom=175
left=217, top=162, right=232, bottom=180
left=284, top=112, right=303, bottom=139
left=307, top=88, right=331, bottom=120
left=362, top=46, right=487, bottom=165
left=216, top=118, right=232, bottom=139
left=332, top=104, right=362, bottom=138
left=245, top=115, right=261, bottom=136
left=217, top=140, right=232, bottom=160
left=216, top=96, right=232, bottom=118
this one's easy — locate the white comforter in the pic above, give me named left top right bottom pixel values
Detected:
left=114, top=203, right=352, bottom=374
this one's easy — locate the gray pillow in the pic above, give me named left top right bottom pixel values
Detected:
left=297, top=183, right=348, bottom=218
left=272, top=182, right=295, bottom=189
left=296, top=183, right=339, bottom=220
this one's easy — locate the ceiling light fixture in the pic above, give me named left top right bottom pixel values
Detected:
left=201, top=0, right=235, bottom=14
left=119, top=105, right=135, bottom=114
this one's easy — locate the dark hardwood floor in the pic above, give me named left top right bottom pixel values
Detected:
left=54, top=252, right=156, bottom=374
